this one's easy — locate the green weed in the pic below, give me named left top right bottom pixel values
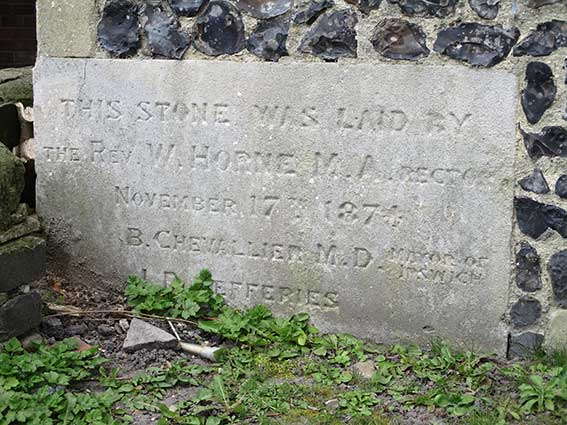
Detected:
left=6, top=270, right=567, bottom=424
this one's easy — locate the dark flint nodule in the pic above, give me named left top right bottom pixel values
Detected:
left=519, top=168, right=550, bottom=194
left=509, top=332, right=544, bottom=358
left=345, top=0, right=381, bottom=14
left=521, top=126, right=567, bottom=160
left=549, top=250, right=567, bottom=307
left=97, top=0, right=140, bottom=57
left=514, top=20, right=567, bottom=57
left=170, top=0, right=205, bottom=16
left=534, top=20, right=567, bottom=45
left=247, top=19, right=289, bottom=62
left=298, top=10, right=358, bottom=62
left=527, top=0, right=562, bottom=7
left=521, top=62, right=556, bottom=124
left=556, top=175, right=567, bottom=199
left=293, top=0, right=334, bottom=24
left=388, top=0, right=457, bottom=17
left=514, top=196, right=567, bottom=239
left=236, top=0, right=292, bottom=18
left=515, top=242, right=542, bottom=292
left=469, top=0, right=499, bottom=20
left=194, top=0, right=245, bottom=56
left=515, top=197, right=548, bottom=238
left=510, top=297, right=542, bottom=327
left=144, top=5, right=191, bottom=59
left=433, top=23, right=519, bottom=67
left=514, top=31, right=555, bottom=57
left=371, top=19, right=429, bottom=61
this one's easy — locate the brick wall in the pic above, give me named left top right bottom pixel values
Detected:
left=0, top=0, right=36, bottom=69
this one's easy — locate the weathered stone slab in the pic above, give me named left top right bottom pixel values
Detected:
left=37, top=0, right=98, bottom=58
left=0, top=292, right=42, bottom=341
left=545, top=310, right=567, bottom=352
left=0, top=144, right=25, bottom=231
left=0, top=215, right=41, bottom=245
left=34, top=58, right=517, bottom=354
left=0, top=67, right=33, bottom=106
left=0, top=236, right=47, bottom=292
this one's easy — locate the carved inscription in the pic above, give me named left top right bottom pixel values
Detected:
left=383, top=248, right=489, bottom=285
left=124, top=227, right=370, bottom=269
left=139, top=267, right=340, bottom=311
left=46, top=96, right=506, bottom=300
left=57, top=98, right=472, bottom=135
left=35, top=59, right=516, bottom=353
left=43, top=142, right=500, bottom=189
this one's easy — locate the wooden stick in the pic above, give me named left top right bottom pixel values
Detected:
left=168, top=320, right=182, bottom=341
left=44, top=303, right=200, bottom=326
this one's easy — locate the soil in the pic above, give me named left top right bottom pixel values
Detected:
left=26, top=270, right=546, bottom=425
left=31, top=271, right=218, bottom=424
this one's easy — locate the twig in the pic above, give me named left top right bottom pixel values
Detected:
left=168, top=320, right=181, bottom=341
left=44, top=303, right=200, bottom=326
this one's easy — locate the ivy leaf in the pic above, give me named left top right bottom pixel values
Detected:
left=2, top=376, right=19, bottom=390
left=181, top=300, right=200, bottom=319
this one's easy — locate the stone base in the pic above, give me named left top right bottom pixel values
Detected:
left=0, top=67, right=33, bottom=106
left=545, top=311, right=567, bottom=352
left=0, top=236, right=46, bottom=292
left=0, top=292, right=42, bottom=341
left=0, top=215, right=41, bottom=245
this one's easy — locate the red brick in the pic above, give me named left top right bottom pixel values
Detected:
left=14, top=28, right=35, bottom=40
left=1, top=15, right=23, bottom=27
left=0, top=0, right=36, bottom=69
left=0, top=5, right=14, bottom=15
left=13, top=4, right=35, bottom=15
left=0, top=52, right=15, bottom=69
left=0, top=38, right=35, bottom=50
left=0, top=29, right=17, bottom=39
left=22, top=15, right=35, bottom=27
left=0, top=40, right=18, bottom=50
left=14, top=50, right=36, bottom=65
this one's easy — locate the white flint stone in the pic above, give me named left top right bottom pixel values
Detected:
left=122, top=318, right=178, bottom=352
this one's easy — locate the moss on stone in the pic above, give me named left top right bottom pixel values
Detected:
left=0, top=67, right=33, bottom=106
left=0, top=144, right=25, bottom=231
left=0, top=236, right=44, bottom=256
